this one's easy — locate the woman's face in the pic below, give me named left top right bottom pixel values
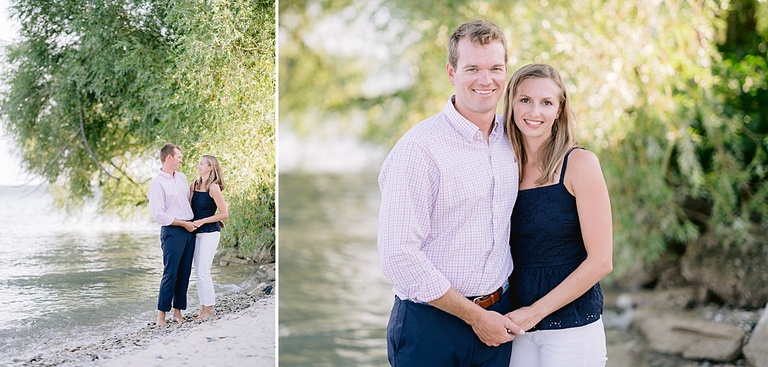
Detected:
left=196, top=158, right=212, bottom=176
left=512, top=77, right=562, bottom=142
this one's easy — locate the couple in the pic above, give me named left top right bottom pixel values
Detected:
left=148, top=143, right=230, bottom=326
left=378, top=20, right=613, bottom=367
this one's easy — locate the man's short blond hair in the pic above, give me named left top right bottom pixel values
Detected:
left=447, top=20, right=508, bottom=69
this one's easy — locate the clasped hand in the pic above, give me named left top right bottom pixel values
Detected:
left=504, top=306, right=540, bottom=334
left=473, top=309, right=525, bottom=347
left=182, top=220, right=204, bottom=232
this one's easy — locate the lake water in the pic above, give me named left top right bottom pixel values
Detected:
left=0, top=185, right=261, bottom=362
left=278, top=172, right=391, bottom=367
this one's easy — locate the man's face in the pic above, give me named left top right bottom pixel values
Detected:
left=166, top=149, right=182, bottom=171
left=447, top=39, right=507, bottom=124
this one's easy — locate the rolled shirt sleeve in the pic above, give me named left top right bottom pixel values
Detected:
left=378, top=139, right=452, bottom=302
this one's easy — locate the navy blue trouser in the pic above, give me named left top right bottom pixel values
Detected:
left=157, top=225, right=196, bottom=312
left=387, top=288, right=513, bottom=367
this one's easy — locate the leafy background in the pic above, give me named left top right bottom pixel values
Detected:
left=279, top=0, right=768, bottom=277
left=1, top=0, right=276, bottom=262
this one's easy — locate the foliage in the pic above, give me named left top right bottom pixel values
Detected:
left=1, top=0, right=276, bottom=262
left=279, top=0, right=768, bottom=275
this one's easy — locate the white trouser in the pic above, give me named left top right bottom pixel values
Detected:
left=509, top=318, right=607, bottom=367
left=193, top=231, right=220, bottom=306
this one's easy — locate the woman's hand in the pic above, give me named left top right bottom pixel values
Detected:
left=505, top=306, right=544, bottom=332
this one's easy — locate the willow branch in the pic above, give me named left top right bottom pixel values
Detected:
left=78, top=95, right=118, bottom=180
left=108, top=160, right=140, bottom=187
left=15, top=128, right=81, bottom=187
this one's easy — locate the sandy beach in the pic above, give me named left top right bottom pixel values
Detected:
left=10, top=285, right=275, bottom=367
left=103, top=295, right=275, bottom=367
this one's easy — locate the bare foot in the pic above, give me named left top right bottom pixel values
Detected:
left=157, top=311, right=168, bottom=326
left=172, top=309, right=184, bottom=325
left=195, top=312, right=213, bottom=321
left=195, top=305, right=214, bottom=321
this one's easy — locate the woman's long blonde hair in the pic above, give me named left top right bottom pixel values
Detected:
left=194, top=155, right=226, bottom=191
left=503, top=63, right=577, bottom=185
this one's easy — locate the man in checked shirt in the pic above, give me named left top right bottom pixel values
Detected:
left=378, top=20, right=524, bottom=366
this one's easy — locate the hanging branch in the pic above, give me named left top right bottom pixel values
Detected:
left=108, top=160, right=140, bottom=187
left=78, top=94, right=118, bottom=180
left=15, top=128, right=82, bottom=188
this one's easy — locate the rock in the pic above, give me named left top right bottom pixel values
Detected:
left=603, top=308, right=634, bottom=330
left=681, top=226, right=768, bottom=308
left=619, top=287, right=702, bottom=311
left=227, top=257, right=251, bottom=265
left=615, top=255, right=681, bottom=289
left=261, top=263, right=276, bottom=281
left=633, top=307, right=745, bottom=362
left=615, top=258, right=662, bottom=289
left=744, top=305, right=768, bottom=367
left=655, top=262, right=690, bottom=289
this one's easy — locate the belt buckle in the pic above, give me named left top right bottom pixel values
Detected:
left=473, top=294, right=490, bottom=304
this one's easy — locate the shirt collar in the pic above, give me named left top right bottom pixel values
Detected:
left=158, top=169, right=175, bottom=179
left=445, top=95, right=504, bottom=142
left=489, top=114, right=504, bottom=142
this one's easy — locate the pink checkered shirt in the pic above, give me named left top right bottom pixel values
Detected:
left=378, top=96, right=518, bottom=302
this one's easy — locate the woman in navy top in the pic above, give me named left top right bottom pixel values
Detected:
left=502, top=64, right=613, bottom=366
left=189, top=155, right=229, bottom=320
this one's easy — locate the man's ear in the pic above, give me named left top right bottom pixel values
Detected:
left=446, top=62, right=456, bottom=86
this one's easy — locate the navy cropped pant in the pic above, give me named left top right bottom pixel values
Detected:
left=157, top=226, right=196, bottom=312
left=387, top=289, right=513, bottom=367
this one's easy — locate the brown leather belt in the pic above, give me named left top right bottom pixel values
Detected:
left=467, top=279, right=509, bottom=309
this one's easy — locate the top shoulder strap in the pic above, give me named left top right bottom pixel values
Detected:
left=559, top=147, right=584, bottom=183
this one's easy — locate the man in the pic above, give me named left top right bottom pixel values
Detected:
left=148, top=143, right=197, bottom=326
left=377, top=20, right=523, bottom=366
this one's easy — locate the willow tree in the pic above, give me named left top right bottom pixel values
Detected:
left=1, top=0, right=276, bottom=262
left=279, top=0, right=768, bottom=274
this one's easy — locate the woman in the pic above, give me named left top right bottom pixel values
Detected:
left=189, top=155, right=229, bottom=320
left=503, top=64, right=613, bottom=366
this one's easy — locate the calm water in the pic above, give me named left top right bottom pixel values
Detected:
left=278, top=173, right=391, bottom=367
left=0, top=185, right=260, bottom=362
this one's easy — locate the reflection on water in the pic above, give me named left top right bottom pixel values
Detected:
left=279, top=173, right=391, bottom=367
left=0, top=185, right=262, bottom=361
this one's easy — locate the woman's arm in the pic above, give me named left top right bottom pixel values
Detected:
left=189, top=182, right=195, bottom=205
left=191, top=184, right=229, bottom=227
left=506, top=149, right=613, bottom=331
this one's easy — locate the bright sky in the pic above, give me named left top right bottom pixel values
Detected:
left=0, top=0, right=31, bottom=186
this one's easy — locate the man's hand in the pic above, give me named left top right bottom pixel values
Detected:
left=469, top=309, right=524, bottom=346
left=182, top=221, right=197, bottom=232
left=428, top=288, right=524, bottom=347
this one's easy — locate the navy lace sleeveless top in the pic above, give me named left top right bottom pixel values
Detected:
left=192, top=190, right=221, bottom=233
left=509, top=147, right=603, bottom=331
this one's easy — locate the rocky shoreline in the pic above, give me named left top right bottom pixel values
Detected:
left=7, top=273, right=275, bottom=367
left=604, top=286, right=767, bottom=367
